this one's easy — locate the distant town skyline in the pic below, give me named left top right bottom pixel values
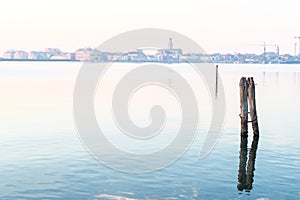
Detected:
left=2, top=40, right=300, bottom=64
left=1, top=0, right=300, bottom=55
left=1, top=41, right=298, bottom=58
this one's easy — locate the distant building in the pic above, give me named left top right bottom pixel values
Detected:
left=147, top=55, right=157, bottom=61
left=96, top=52, right=119, bottom=61
left=3, top=50, right=16, bottom=59
left=181, top=53, right=199, bottom=61
left=156, top=49, right=182, bottom=62
left=28, top=51, right=48, bottom=60
left=181, top=53, right=210, bottom=62
left=75, top=48, right=94, bottom=61
left=156, top=37, right=182, bottom=62
left=65, top=52, right=76, bottom=60
left=124, top=49, right=147, bottom=61
left=3, top=50, right=28, bottom=59
left=14, top=50, right=28, bottom=59
left=45, top=48, right=63, bottom=57
left=117, top=54, right=128, bottom=61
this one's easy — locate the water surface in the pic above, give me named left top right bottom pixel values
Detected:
left=0, top=62, right=299, bottom=199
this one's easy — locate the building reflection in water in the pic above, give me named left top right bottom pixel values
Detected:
left=297, top=72, right=300, bottom=94
left=215, top=65, right=219, bottom=99
left=237, top=135, right=259, bottom=192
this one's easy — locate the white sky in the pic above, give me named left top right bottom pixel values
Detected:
left=1, top=0, right=300, bottom=54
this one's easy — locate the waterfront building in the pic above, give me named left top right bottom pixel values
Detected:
left=125, top=49, right=147, bottom=61
left=45, top=48, right=64, bottom=57
left=75, top=48, right=94, bottom=61
left=156, top=38, right=183, bottom=62
left=156, top=49, right=182, bottom=62
left=65, top=52, right=76, bottom=60
left=3, top=50, right=16, bottom=59
left=181, top=53, right=210, bottom=62
left=28, top=51, right=48, bottom=60
left=3, top=50, right=28, bottom=59
left=14, top=50, right=28, bottom=59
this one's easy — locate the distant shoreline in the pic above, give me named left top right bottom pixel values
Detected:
left=1, top=58, right=300, bottom=64
left=0, top=58, right=80, bottom=62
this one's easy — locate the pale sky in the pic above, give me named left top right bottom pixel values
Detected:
left=1, top=0, right=300, bottom=54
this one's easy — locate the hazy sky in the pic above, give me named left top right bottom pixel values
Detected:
left=1, top=0, right=300, bottom=54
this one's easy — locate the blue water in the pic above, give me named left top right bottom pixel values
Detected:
left=0, top=62, right=299, bottom=199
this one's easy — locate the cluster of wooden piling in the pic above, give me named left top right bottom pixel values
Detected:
left=239, top=77, right=259, bottom=137
left=238, top=77, right=260, bottom=192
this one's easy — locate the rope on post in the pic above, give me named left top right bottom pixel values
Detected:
left=239, top=114, right=257, bottom=123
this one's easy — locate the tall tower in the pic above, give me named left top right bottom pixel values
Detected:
left=168, top=37, right=173, bottom=50
left=263, top=42, right=266, bottom=64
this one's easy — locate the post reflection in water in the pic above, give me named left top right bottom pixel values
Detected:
left=263, top=71, right=266, bottom=88
left=237, top=135, right=259, bottom=192
left=276, top=72, right=279, bottom=87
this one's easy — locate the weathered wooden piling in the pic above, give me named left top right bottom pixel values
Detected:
left=247, top=77, right=259, bottom=135
left=239, top=77, right=259, bottom=136
left=239, top=77, right=249, bottom=136
left=238, top=77, right=260, bottom=192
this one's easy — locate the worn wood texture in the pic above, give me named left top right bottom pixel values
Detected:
left=247, top=77, right=259, bottom=135
left=240, top=77, right=248, bottom=136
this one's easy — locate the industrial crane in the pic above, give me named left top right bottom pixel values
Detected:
left=261, top=42, right=277, bottom=54
left=259, top=42, right=278, bottom=63
left=248, top=42, right=278, bottom=63
left=294, top=36, right=300, bottom=56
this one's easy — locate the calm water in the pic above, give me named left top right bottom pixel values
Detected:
left=0, top=62, right=300, bottom=199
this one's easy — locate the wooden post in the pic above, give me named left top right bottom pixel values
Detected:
left=240, top=77, right=248, bottom=136
left=247, top=77, right=259, bottom=136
